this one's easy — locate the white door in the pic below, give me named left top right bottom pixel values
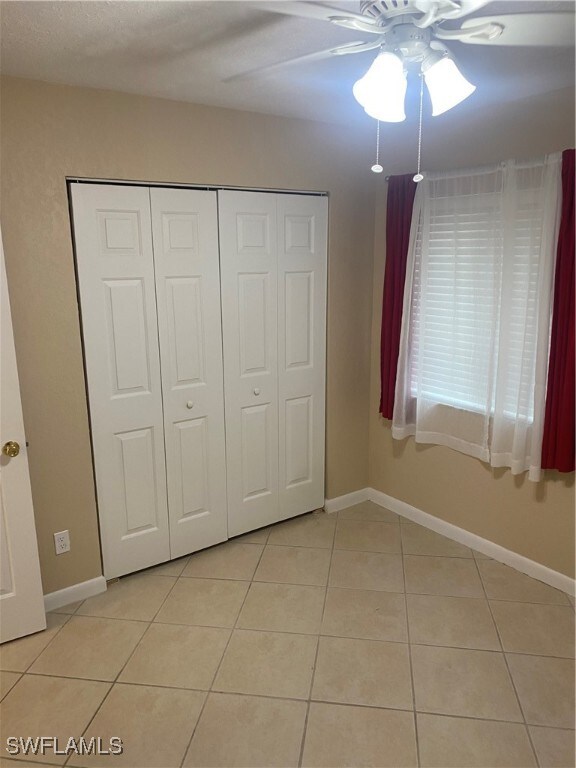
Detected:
left=71, top=184, right=170, bottom=578
left=150, top=188, right=228, bottom=558
left=219, top=191, right=279, bottom=536
left=219, top=190, right=328, bottom=536
left=277, top=194, right=327, bottom=520
left=0, top=231, right=46, bottom=643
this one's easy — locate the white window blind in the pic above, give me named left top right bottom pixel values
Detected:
left=392, top=155, right=562, bottom=480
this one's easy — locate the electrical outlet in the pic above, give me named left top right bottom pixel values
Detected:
left=54, top=530, right=70, bottom=555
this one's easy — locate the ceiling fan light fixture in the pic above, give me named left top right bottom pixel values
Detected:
left=422, top=54, right=476, bottom=116
left=353, top=51, right=407, bottom=122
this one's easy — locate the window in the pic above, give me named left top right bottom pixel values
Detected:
left=393, top=155, right=562, bottom=479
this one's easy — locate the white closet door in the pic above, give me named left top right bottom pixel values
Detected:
left=150, top=188, right=227, bottom=558
left=219, top=191, right=279, bottom=536
left=71, top=184, right=170, bottom=578
left=277, top=195, right=327, bottom=519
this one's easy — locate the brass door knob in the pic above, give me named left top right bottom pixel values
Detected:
left=2, top=441, right=20, bottom=458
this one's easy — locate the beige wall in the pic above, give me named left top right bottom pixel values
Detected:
left=1, top=76, right=375, bottom=594
left=2, top=75, right=573, bottom=594
left=369, top=88, right=575, bottom=578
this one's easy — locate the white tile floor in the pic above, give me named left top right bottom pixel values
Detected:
left=0, top=502, right=574, bottom=767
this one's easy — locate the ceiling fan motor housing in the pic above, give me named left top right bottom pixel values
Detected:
left=360, top=0, right=413, bottom=22
left=359, top=0, right=473, bottom=23
left=386, top=23, right=432, bottom=64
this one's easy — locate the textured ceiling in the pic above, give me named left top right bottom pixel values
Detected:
left=0, top=0, right=574, bottom=128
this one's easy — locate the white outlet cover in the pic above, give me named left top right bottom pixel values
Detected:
left=54, top=530, right=70, bottom=554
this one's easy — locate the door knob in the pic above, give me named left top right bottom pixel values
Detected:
left=186, top=401, right=194, bottom=409
left=253, top=388, right=261, bottom=396
left=2, top=441, right=20, bottom=458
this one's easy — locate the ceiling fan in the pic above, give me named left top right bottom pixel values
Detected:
left=249, top=1, right=574, bottom=122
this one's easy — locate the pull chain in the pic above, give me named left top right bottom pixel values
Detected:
left=371, top=120, right=383, bottom=173
left=413, top=75, right=424, bottom=182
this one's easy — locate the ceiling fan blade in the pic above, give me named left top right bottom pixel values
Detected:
left=430, top=0, right=492, bottom=20
left=331, top=39, right=383, bottom=55
left=413, top=0, right=491, bottom=25
left=452, top=0, right=492, bottom=17
left=255, top=2, right=371, bottom=25
left=329, top=16, right=388, bottom=35
left=448, top=12, right=575, bottom=46
left=223, top=41, right=367, bottom=83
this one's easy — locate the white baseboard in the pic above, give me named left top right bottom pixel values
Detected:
left=325, top=487, right=575, bottom=597
left=44, top=575, right=107, bottom=613
left=324, top=488, right=370, bottom=513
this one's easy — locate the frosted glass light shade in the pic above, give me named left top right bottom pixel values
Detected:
left=353, top=52, right=407, bottom=123
left=423, top=57, right=476, bottom=116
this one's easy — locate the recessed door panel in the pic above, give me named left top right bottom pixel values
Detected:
left=117, top=428, right=159, bottom=535
left=72, top=183, right=170, bottom=578
left=285, top=396, right=313, bottom=488
left=237, top=213, right=271, bottom=255
left=285, top=214, right=315, bottom=255
left=239, top=273, right=270, bottom=376
left=151, top=188, right=227, bottom=558
left=162, top=213, right=199, bottom=254
left=166, top=277, right=205, bottom=387
left=241, top=404, right=272, bottom=500
left=175, top=418, right=209, bottom=519
left=285, top=271, right=313, bottom=370
left=105, top=279, right=150, bottom=395
left=98, top=210, right=141, bottom=256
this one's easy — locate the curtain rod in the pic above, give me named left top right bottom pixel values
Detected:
left=384, top=158, right=553, bottom=184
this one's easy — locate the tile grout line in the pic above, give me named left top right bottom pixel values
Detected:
left=61, top=622, right=154, bottom=766
left=178, top=527, right=271, bottom=768
left=471, top=555, right=541, bottom=768
left=0, top=672, right=22, bottom=704
left=296, top=512, right=336, bottom=768
left=62, top=565, right=188, bottom=767
left=51, top=588, right=574, bottom=610
left=400, top=515, right=422, bottom=768
left=4, top=666, right=574, bottom=727
left=474, top=557, right=572, bottom=607
left=174, top=570, right=571, bottom=606
left=18, top=630, right=573, bottom=680
left=13, top=613, right=75, bottom=677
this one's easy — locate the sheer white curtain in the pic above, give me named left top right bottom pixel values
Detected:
left=392, top=154, right=562, bottom=480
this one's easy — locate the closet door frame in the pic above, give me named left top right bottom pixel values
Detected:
left=71, top=180, right=328, bottom=575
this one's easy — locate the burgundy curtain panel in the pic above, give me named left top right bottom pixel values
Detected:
left=379, top=174, right=417, bottom=418
left=542, top=148, right=575, bottom=472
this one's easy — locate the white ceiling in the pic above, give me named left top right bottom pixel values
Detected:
left=0, top=0, right=574, bottom=128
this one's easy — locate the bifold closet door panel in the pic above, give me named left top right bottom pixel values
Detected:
left=218, top=191, right=280, bottom=536
left=277, top=195, right=328, bottom=519
left=150, top=188, right=228, bottom=558
left=70, top=184, right=170, bottom=578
